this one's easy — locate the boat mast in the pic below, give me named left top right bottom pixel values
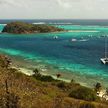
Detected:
left=105, top=35, right=107, bottom=58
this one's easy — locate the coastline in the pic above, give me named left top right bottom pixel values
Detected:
left=0, top=40, right=108, bottom=89
left=8, top=55, right=107, bottom=88
left=11, top=66, right=71, bottom=83
left=10, top=57, right=108, bottom=100
left=9, top=55, right=88, bottom=86
left=68, top=30, right=99, bottom=33
left=0, top=28, right=99, bottom=35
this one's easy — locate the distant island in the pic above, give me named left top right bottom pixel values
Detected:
left=2, top=22, right=64, bottom=34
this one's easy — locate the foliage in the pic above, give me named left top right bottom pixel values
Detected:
left=56, top=73, right=61, bottom=78
left=94, top=82, right=102, bottom=93
left=69, top=86, right=98, bottom=101
left=0, top=55, right=11, bottom=68
left=0, top=93, right=20, bottom=108
left=71, top=79, right=75, bottom=83
left=105, top=88, right=108, bottom=95
left=33, top=68, right=40, bottom=77
left=0, top=79, right=20, bottom=108
left=79, top=102, right=96, bottom=108
left=57, top=81, right=66, bottom=89
left=33, top=74, right=56, bottom=82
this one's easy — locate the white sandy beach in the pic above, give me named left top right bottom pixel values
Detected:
left=68, top=30, right=99, bottom=33
left=11, top=66, right=71, bottom=83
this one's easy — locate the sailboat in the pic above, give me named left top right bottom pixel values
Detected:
left=53, top=35, right=58, bottom=39
left=101, top=35, right=108, bottom=64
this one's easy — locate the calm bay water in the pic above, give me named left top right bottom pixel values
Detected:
left=0, top=19, right=108, bottom=87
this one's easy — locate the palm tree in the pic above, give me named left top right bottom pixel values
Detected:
left=33, top=68, right=40, bottom=77
left=56, top=73, right=61, bottom=79
left=94, top=82, right=102, bottom=93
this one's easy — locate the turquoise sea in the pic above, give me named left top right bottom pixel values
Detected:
left=0, top=20, right=108, bottom=87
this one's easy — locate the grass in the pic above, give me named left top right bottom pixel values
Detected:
left=0, top=55, right=108, bottom=108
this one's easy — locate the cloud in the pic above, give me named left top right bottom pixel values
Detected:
left=0, top=0, right=108, bottom=19
left=0, top=0, right=106, bottom=9
left=56, top=0, right=72, bottom=8
left=0, top=0, right=20, bottom=6
left=0, top=0, right=31, bottom=7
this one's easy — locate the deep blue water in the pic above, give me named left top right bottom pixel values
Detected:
left=1, top=19, right=108, bottom=26
left=0, top=19, right=108, bottom=86
left=0, top=32, right=107, bottom=76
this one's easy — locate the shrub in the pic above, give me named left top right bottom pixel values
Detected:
left=33, top=68, right=40, bottom=77
left=57, top=82, right=66, bottom=89
left=33, top=74, right=55, bottom=82
left=79, top=102, right=96, bottom=108
left=56, top=73, right=61, bottom=78
left=0, top=93, right=20, bottom=108
left=71, top=79, right=75, bottom=83
left=39, top=75, right=55, bottom=82
left=0, top=55, right=11, bottom=68
left=69, top=86, right=98, bottom=101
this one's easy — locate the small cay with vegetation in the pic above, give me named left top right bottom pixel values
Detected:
left=0, top=54, right=108, bottom=108
left=2, top=22, right=64, bottom=34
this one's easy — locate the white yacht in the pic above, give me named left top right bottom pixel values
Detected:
left=101, top=58, right=108, bottom=64
left=101, top=36, right=108, bottom=64
left=53, top=36, right=58, bottom=39
left=71, top=38, right=77, bottom=42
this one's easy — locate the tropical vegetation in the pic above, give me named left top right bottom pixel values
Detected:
left=2, top=22, right=64, bottom=34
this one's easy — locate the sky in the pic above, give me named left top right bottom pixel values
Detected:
left=0, top=0, right=107, bottom=19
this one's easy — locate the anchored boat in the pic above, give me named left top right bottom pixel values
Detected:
left=53, top=36, right=58, bottom=39
left=101, top=58, right=108, bottom=64
left=101, top=35, right=108, bottom=64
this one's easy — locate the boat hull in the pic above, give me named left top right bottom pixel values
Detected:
left=100, top=58, right=108, bottom=64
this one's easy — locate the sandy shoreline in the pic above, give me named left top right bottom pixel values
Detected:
left=11, top=65, right=71, bottom=83
left=68, top=30, right=99, bottom=33
left=4, top=54, right=106, bottom=89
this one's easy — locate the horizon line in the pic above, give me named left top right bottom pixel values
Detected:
left=1, top=19, right=108, bottom=20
